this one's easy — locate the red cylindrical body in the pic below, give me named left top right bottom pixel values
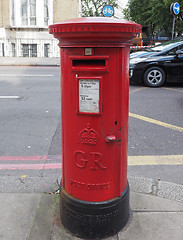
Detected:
left=61, top=46, right=129, bottom=202
left=49, top=17, right=141, bottom=238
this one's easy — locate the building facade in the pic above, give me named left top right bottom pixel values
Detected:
left=0, top=0, right=80, bottom=57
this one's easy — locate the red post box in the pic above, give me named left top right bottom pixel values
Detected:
left=49, top=17, right=141, bottom=239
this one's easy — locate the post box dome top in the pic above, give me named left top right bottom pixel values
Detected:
left=49, top=17, right=141, bottom=34
left=49, top=17, right=142, bottom=46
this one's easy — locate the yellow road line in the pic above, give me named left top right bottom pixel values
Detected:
left=162, top=87, right=183, bottom=93
left=129, top=112, right=183, bottom=133
left=128, top=155, right=183, bottom=166
left=130, top=87, right=146, bottom=94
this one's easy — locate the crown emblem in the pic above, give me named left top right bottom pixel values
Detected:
left=79, top=123, right=99, bottom=145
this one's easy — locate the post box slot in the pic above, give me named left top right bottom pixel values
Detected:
left=72, top=59, right=106, bottom=68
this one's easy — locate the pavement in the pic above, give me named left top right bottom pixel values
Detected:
left=0, top=177, right=183, bottom=240
left=0, top=57, right=183, bottom=239
left=0, top=57, right=60, bottom=66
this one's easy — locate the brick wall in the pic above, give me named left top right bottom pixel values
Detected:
left=53, top=0, right=79, bottom=22
left=0, top=0, right=10, bottom=27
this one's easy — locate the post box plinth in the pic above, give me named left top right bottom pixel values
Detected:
left=49, top=17, right=141, bottom=239
left=60, top=184, right=130, bottom=239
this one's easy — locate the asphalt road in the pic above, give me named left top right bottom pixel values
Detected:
left=0, top=66, right=61, bottom=156
left=0, top=66, right=183, bottom=192
left=128, top=83, right=183, bottom=185
left=0, top=66, right=61, bottom=192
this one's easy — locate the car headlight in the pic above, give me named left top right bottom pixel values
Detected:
left=129, top=69, right=133, bottom=78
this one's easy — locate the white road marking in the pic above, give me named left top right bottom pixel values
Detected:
left=0, top=74, right=53, bottom=77
left=0, top=96, right=20, bottom=99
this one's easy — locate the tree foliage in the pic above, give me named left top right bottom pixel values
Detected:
left=123, top=0, right=183, bottom=37
left=81, top=0, right=118, bottom=17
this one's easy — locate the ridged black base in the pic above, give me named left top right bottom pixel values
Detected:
left=60, top=183, right=130, bottom=239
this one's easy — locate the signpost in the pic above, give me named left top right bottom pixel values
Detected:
left=170, top=2, right=180, bottom=15
left=102, top=5, right=114, bottom=17
left=170, top=2, right=180, bottom=40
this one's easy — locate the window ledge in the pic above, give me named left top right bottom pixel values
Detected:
left=6, top=26, right=49, bottom=31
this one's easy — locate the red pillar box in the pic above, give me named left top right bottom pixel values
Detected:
left=49, top=17, right=141, bottom=239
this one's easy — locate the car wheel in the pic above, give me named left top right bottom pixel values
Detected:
left=143, top=67, right=166, bottom=87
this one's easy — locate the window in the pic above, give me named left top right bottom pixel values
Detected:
left=11, top=0, right=52, bottom=27
left=44, top=44, right=49, bottom=57
left=30, top=44, right=37, bottom=57
left=11, top=0, right=15, bottom=26
left=44, top=0, right=49, bottom=26
left=167, top=45, right=183, bottom=55
left=178, top=45, right=183, bottom=51
left=22, top=44, right=37, bottom=57
left=30, top=0, right=36, bottom=25
left=21, top=0, right=36, bottom=26
left=21, top=0, right=28, bottom=25
left=167, top=48, right=177, bottom=55
left=11, top=43, right=16, bottom=57
left=2, top=43, right=5, bottom=57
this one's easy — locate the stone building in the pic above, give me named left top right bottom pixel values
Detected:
left=0, top=0, right=81, bottom=57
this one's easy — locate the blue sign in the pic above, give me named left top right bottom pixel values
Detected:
left=173, top=2, right=180, bottom=15
left=102, top=5, right=114, bottom=17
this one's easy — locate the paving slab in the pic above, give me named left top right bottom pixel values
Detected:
left=27, top=194, right=59, bottom=240
left=0, top=176, right=60, bottom=193
left=0, top=193, right=41, bottom=240
left=51, top=191, right=183, bottom=240
left=119, top=212, right=183, bottom=240
left=130, top=191, right=183, bottom=212
left=1, top=178, right=183, bottom=240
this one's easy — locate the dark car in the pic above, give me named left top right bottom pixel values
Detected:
left=130, top=39, right=183, bottom=87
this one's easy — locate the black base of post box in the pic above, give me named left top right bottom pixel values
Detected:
left=60, top=183, right=130, bottom=239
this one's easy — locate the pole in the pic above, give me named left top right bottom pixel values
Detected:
left=172, top=15, right=175, bottom=40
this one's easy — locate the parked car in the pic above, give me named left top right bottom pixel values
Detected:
left=129, top=39, right=183, bottom=87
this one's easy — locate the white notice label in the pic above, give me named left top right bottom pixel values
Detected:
left=79, top=79, right=99, bottom=113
